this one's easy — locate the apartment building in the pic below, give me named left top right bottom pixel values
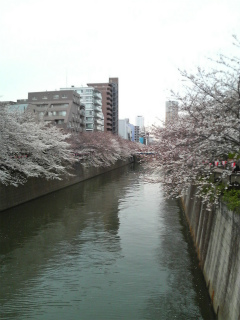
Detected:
left=60, top=86, right=104, bottom=132
left=88, top=77, right=119, bottom=134
left=27, top=90, right=85, bottom=132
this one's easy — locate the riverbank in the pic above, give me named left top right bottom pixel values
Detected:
left=0, top=158, right=133, bottom=212
left=181, top=185, right=240, bottom=320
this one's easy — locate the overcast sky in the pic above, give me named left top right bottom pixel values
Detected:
left=1, top=0, right=240, bottom=126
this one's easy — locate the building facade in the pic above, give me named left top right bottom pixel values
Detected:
left=134, top=126, right=140, bottom=142
left=60, top=86, right=104, bottom=132
left=88, top=77, right=119, bottom=134
left=27, top=90, right=85, bottom=133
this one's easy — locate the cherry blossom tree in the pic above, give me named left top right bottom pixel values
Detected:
left=147, top=38, right=240, bottom=206
left=0, top=102, right=144, bottom=186
left=0, top=106, right=75, bottom=186
left=69, top=131, right=143, bottom=167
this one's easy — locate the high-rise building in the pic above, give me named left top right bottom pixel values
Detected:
left=109, top=78, right=119, bottom=134
left=27, top=90, right=85, bottom=133
left=88, top=77, right=119, bottom=134
left=136, top=116, right=144, bottom=130
left=165, top=101, right=178, bottom=124
left=60, top=86, right=104, bottom=132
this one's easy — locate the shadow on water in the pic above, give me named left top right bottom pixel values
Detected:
left=144, top=196, right=216, bottom=320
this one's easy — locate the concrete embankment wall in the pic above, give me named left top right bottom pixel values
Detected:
left=182, top=185, right=240, bottom=320
left=0, top=159, right=132, bottom=212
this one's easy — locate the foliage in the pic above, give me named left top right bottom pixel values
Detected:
left=0, top=106, right=75, bottom=186
left=223, top=188, right=240, bottom=213
left=228, top=152, right=240, bottom=159
left=146, top=37, right=240, bottom=209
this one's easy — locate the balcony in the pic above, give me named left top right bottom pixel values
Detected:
left=94, top=106, right=102, bottom=113
left=95, top=112, right=103, bottom=119
left=93, top=92, right=102, bottom=99
left=94, top=119, right=103, bottom=125
left=94, top=100, right=102, bottom=107
left=96, top=125, right=104, bottom=132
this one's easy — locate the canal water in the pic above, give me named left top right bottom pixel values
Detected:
left=0, top=164, right=215, bottom=320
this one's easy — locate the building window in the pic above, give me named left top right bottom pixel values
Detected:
left=62, top=95, right=68, bottom=99
left=86, top=117, right=93, bottom=122
left=50, top=103, right=69, bottom=108
left=49, top=111, right=58, bottom=116
left=32, top=97, right=37, bottom=100
left=53, top=95, right=59, bottom=99
left=42, top=96, right=48, bottom=100
left=58, top=111, right=66, bottom=116
left=86, top=123, right=93, bottom=129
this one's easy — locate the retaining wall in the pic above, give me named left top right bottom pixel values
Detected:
left=0, top=159, right=132, bottom=212
left=182, top=185, right=240, bottom=319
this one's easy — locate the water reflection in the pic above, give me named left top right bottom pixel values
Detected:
left=0, top=166, right=133, bottom=319
left=0, top=164, right=215, bottom=320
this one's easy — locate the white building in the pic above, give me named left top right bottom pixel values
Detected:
left=135, top=116, right=144, bottom=130
left=60, top=86, right=104, bottom=132
left=118, top=118, right=132, bottom=140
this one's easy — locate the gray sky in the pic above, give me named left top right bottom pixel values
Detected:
left=1, top=0, right=240, bottom=126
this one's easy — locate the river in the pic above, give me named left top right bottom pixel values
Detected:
left=0, top=164, right=216, bottom=320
